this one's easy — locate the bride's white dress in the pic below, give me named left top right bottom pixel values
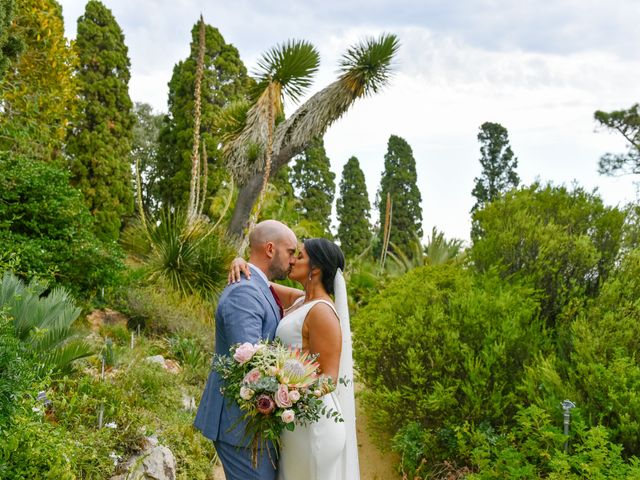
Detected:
left=275, top=299, right=347, bottom=480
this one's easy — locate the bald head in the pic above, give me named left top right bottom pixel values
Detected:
left=249, top=220, right=295, bottom=252
left=248, top=220, right=298, bottom=281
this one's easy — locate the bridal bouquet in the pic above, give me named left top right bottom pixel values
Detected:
left=213, top=339, right=342, bottom=459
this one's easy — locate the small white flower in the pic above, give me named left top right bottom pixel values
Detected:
left=281, top=409, right=295, bottom=424
left=240, top=386, right=255, bottom=400
left=109, top=451, right=121, bottom=466
left=32, top=406, right=42, bottom=414
left=105, top=422, right=118, bottom=429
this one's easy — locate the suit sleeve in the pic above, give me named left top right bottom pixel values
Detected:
left=220, top=284, right=265, bottom=346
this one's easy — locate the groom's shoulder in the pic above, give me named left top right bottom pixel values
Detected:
left=219, top=275, right=264, bottom=304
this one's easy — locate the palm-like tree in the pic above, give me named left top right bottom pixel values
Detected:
left=223, top=34, right=400, bottom=238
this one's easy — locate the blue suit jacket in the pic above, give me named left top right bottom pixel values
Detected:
left=194, top=266, right=281, bottom=446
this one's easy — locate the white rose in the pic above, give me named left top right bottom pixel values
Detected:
left=281, top=409, right=295, bottom=424
left=289, top=390, right=301, bottom=403
left=240, top=386, right=255, bottom=400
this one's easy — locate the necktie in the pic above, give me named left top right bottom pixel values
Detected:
left=269, top=285, right=284, bottom=319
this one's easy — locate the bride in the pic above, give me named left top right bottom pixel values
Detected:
left=230, top=238, right=360, bottom=480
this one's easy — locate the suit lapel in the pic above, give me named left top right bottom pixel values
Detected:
left=249, top=266, right=280, bottom=322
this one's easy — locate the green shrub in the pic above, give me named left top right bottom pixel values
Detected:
left=471, top=183, right=625, bottom=325
left=0, top=154, right=124, bottom=296
left=454, top=406, right=640, bottom=480
left=0, top=272, right=92, bottom=377
left=353, top=264, right=543, bottom=452
left=0, top=310, right=33, bottom=430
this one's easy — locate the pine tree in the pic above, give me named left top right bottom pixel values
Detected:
left=337, top=156, right=371, bottom=257
left=66, top=0, right=134, bottom=241
left=155, top=21, right=252, bottom=210
left=376, top=134, right=423, bottom=256
left=291, top=137, right=336, bottom=236
left=0, top=0, right=21, bottom=78
left=471, top=122, right=520, bottom=213
left=0, top=0, right=77, bottom=161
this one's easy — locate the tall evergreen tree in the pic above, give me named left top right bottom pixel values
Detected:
left=471, top=121, right=520, bottom=213
left=131, top=102, right=163, bottom=214
left=0, top=0, right=77, bottom=161
left=66, top=0, right=134, bottom=241
left=337, top=156, right=371, bottom=257
left=291, top=137, right=336, bottom=236
left=0, top=0, right=21, bottom=78
left=155, top=21, right=252, bottom=210
left=376, top=134, right=423, bottom=256
left=594, top=104, right=640, bottom=176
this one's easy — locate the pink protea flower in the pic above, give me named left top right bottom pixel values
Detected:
left=256, top=394, right=276, bottom=415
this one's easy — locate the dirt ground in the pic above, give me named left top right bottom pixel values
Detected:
left=212, top=387, right=400, bottom=479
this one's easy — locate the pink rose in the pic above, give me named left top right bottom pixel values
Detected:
left=243, top=368, right=262, bottom=384
left=289, top=390, right=301, bottom=403
left=275, top=384, right=292, bottom=408
left=281, top=409, right=295, bottom=424
left=233, top=342, right=257, bottom=364
left=256, top=394, right=276, bottom=415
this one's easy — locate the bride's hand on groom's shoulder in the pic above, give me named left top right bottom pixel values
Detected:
left=228, top=257, right=251, bottom=284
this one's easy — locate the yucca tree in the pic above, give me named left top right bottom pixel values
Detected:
left=386, top=228, right=465, bottom=274
left=0, top=272, right=92, bottom=376
left=220, top=39, right=320, bottom=246
left=224, top=34, right=400, bottom=238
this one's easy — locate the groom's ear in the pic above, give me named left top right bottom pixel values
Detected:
left=265, top=241, right=275, bottom=258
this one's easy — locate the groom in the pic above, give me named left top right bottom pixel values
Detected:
left=194, top=220, right=298, bottom=480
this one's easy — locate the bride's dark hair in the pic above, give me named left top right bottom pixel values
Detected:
left=304, top=238, right=345, bottom=295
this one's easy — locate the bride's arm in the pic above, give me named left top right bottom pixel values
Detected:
left=304, top=303, right=342, bottom=383
left=269, top=282, right=304, bottom=310
left=228, top=257, right=304, bottom=309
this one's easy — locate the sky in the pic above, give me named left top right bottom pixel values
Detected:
left=58, top=0, right=640, bottom=242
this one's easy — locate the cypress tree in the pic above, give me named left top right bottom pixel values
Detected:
left=0, top=0, right=77, bottom=162
left=337, top=156, right=371, bottom=257
left=155, top=21, right=252, bottom=210
left=376, top=134, right=423, bottom=256
left=291, top=137, right=336, bottom=236
left=471, top=121, right=520, bottom=213
left=66, top=0, right=134, bottom=241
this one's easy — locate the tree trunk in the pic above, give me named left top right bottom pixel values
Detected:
left=227, top=144, right=301, bottom=238
left=228, top=173, right=264, bottom=238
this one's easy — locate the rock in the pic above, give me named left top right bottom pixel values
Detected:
left=145, top=356, right=182, bottom=374
left=110, top=438, right=176, bottom=480
left=146, top=355, right=166, bottom=365
left=163, top=359, right=182, bottom=374
left=87, top=308, right=128, bottom=332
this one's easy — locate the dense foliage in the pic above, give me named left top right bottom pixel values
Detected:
left=337, top=156, right=371, bottom=257
left=291, top=137, right=336, bottom=237
left=67, top=0, right=135, bottom=241
left=0, top=153, right=123, bottom=295
left=0, top=0, right=77, bottom=162
left=471, top=121, right=519, bottom=214
left=471, top=183, right=625, bottom=325
left=0, top=0, right=21, bottom=78
left=376, top=134, right=423, bottom=256
left=155, top=21, right=252, bottom=210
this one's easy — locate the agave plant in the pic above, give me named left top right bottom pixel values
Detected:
left=128, top=208, right=235, bottom=300
left=0, top=272, right=92, bottom=376
left=223, top=33, right=400, bottom=237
